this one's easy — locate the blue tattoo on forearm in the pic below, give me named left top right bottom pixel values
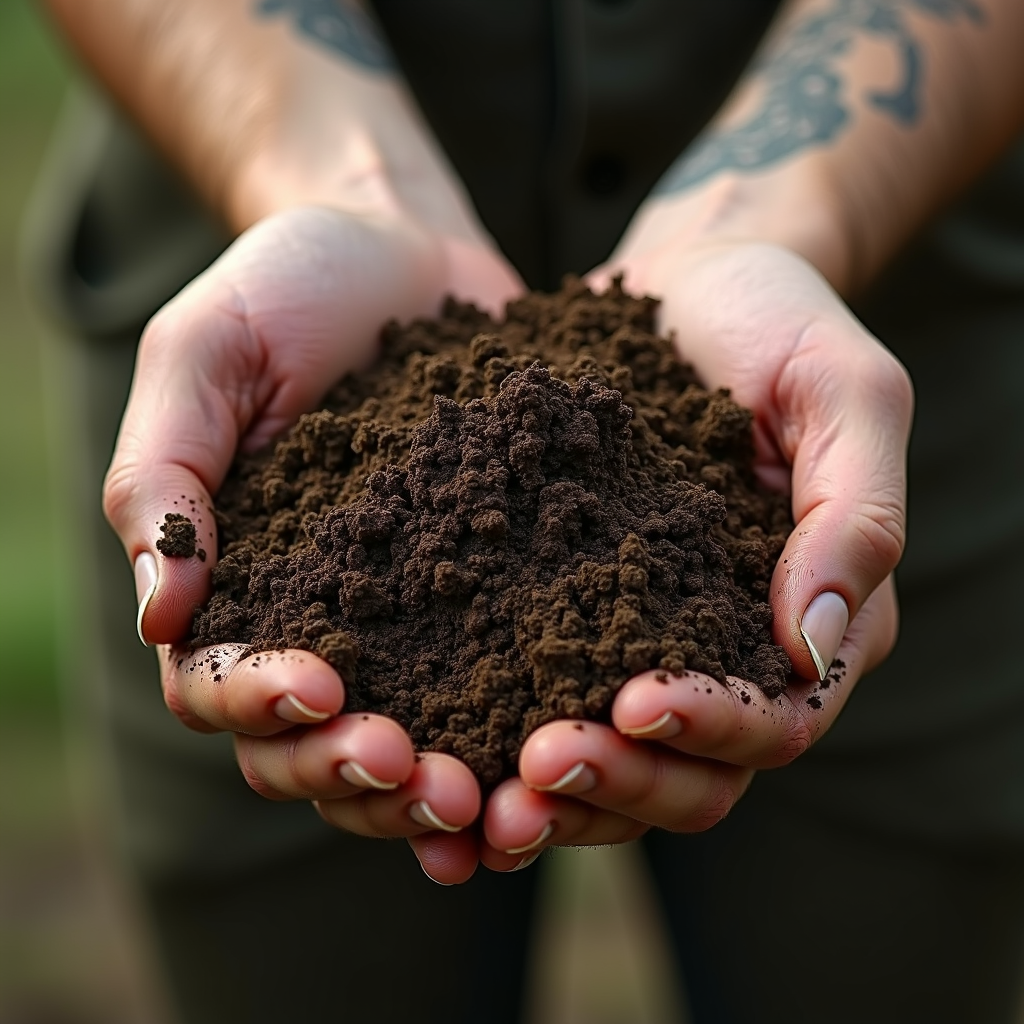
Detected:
left=255, top=0, right=393, bottom=71
left=657, top=0, right=983, bottom=194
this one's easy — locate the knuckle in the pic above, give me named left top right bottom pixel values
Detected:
left=774, top=715, right=814, bottom=766
left=865, top=349, right=914, bottom=419
left=102, top=460, right=141, bottom=531
left=852, top=505, right=906, bottom=576
left=665, top=771, right=738, bottom=833
left=139, top=307, right=181, bottom=357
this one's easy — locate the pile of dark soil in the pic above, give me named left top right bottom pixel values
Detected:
left=190, top=278, right=793, bottom=783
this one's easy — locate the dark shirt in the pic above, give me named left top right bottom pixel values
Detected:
left=372, top=0, right=780, bottom=288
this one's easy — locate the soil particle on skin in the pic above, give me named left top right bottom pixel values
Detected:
left=822, top=656, right=847, bottom=689
left=190, top=277, right=793, bottom=783
left=156, top=513, right=198, bottom=558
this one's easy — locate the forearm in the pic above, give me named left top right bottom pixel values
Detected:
left=616, top=0, right=1024, bottom=295
left=42, top=0, right=487, bottom=242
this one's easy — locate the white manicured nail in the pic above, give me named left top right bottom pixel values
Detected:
left=409, top=800, right=462, bottom=833
left=339, top=761, right=399, bottom=790
left=134, top=551, right=157, bottom=647
left=273, top=693, right=332, bottom=724
left=620, top=710, right=683, bottom=739
left=534, top=761, right=596, bottom=795
left=511, top=851, right=542, bottom=871
left=800, top=592, right=850, bottom=682
left=505, top=822, right=554, bottom=856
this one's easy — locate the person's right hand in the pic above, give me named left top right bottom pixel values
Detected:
left=104, top=204, right=521, bottom=882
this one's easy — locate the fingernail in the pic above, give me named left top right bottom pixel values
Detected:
left=339, top=761, right=399, bottom=791
left=511, top=851, right=542, bottom=872
left=409, top=800, right=462, bottom=833
left=420, top=860, right=453, bottom=886
left=800, top=591, right=850, bottom=682
left=534, top=761, right=597, bottom=795
left=273, top=693, right=332, bottom=724
left=505, top=822, right=554, bottom=856
left=134, top=551, right=157, bottom=647
left=620, top=710, right=683, bottom=740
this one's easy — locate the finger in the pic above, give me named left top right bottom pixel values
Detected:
left=610, top=577, right=899, bottom=768
left=481, top=778, right=647, bottom=872
left=234, top=713, right=414, bottom=800
left=315, top=752, right=480, bottom=838
left=160, top=644, right=344, bottom=735
left=769, top=319, right=912, bottom=681
left=517, top=721, right=753, bottom=830
left=407, top=830, right=480, bottom=885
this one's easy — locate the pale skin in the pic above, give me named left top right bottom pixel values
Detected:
left=43, top=0, right=1024, bottom=882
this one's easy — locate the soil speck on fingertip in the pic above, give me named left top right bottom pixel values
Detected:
left=156, top=513, right=198, bottom=558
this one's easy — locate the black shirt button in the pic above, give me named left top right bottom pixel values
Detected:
left=583, top=155, right=626, bottom=196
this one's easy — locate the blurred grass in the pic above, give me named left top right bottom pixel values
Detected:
left=0, top=0, right=69, bottom=714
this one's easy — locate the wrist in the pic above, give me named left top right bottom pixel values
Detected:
left=228, top=132, right=405, bottom=234
left=227, top=92, right=496, bottom=255
left=611, top=162, right=858, bottom=297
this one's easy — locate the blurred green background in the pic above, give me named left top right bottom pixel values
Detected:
left=0, top=0, right=65, bottom=718
left=0, top=6, right=685, bottom=1022
left=0, top=6, right=151, bottom=1023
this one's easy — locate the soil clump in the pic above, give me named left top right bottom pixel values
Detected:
left=157, top=513, right=200, bottom=558
left=190, top=278, right=793, bottom=783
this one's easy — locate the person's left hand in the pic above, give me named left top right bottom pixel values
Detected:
left=475, top=239, right=911, bottom=870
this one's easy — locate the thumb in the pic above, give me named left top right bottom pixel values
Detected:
left=103, top=296, right=243, bottom=645
left=771, top=320, right=913, bottom=681
left=119, top=480, right=218, bottom=648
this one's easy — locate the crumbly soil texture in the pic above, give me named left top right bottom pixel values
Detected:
left=191, top=278, right=793, bottom=783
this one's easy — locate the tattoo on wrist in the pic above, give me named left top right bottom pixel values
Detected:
left=254, top=0, right=393, bottom=71
left=657, top=0, right=983, bottom=194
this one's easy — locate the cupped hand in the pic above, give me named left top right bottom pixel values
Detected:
left=481, top=239, right=912, bottom=868
left=159, top=637, right=482, bottom=881
left=104, top=204, right=520, bottom=881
